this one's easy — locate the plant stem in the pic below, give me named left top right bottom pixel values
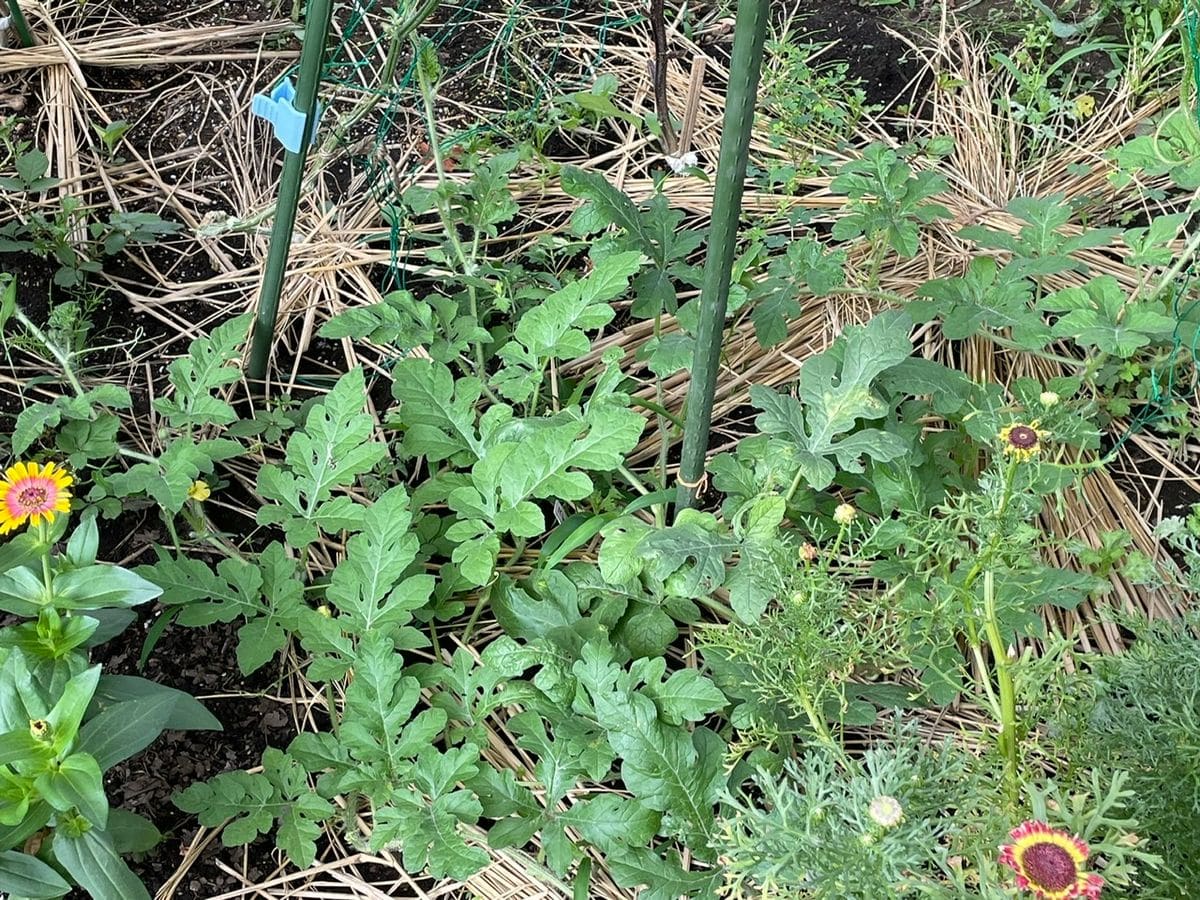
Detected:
left=675, top=0, right=770, bottom=514
left=653, top=312, right=669, bottom=528
left=414, top=42, right=488, bottom=381
left=462, top=538, right=525, bottom=645
left=117, top=447, right=158, bottom=464
left=866, top=235, right=885, bottom=288
left=796, top=688, right=850, bottom=770
left=628, top=396, right=685, bottom=430
left=784, top=466, right=806, bottom=504
left=616, top=464, right=652, bottom=496
left=649, top=0, right=677, bottom=154
left=955, top=458, right=1021, bottom=800
left=324, top=681, right=340, bottom=737
left=960, top=458, right=1019, bottom=593
left=982, top=568, right=1019, bottom=801
left=12, top=307, right=84, bottom=398
left=36, top=522, right=52, bottom=596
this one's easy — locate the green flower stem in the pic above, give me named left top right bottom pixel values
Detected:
left=675, top=0, right=769, bottom=514
left=117, top=447, right=158, bottom=465
left=982, top=568, right=1019, bottom=800
left=983, top=333, right=1089, bottom=370
left=827, top=520, right=851, bottom=561
left=969, top=640, right=1003, bottom=723
left=957, top=457, right=1021, bottom=800
left=178, top=502, right=250, bottom=563
left=797, top=690, right=836, bottom=751
left=866, top=235, right=886, bottom=288
left=616, top=463, right=653, bottom=496
left=960, top=457, right=1019, bottom=593
left=36, top=521, right=52, bottom=597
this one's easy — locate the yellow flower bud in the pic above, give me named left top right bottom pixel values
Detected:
left=833, top=503, right=857, bottom=526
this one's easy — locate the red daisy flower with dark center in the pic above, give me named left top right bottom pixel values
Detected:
left=999, top=821, right=1104, bottom=900
left=998, top=422, right=1048, bottom=461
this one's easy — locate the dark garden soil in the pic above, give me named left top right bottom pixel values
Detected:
left=78, top=616, right=296, bottom=899
left=789, top=0, right=925, bottom=110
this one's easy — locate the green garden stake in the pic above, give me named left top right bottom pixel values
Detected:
left=674, top=0, right=769, bottom=514
left=4, top=0, right=36, bottom=47
left=247, top=0, right=337, bottom=387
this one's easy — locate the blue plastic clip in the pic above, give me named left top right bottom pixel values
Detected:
left=251, top=77, right=321, bottom=153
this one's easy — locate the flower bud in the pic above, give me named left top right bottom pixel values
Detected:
left=868, top=795, right=904, bottom=829
left=1039, top=391, right=1060, bottom=408
left=799, top=542, right=818, bottom=563
left=833, top=503, right=857, bottom=526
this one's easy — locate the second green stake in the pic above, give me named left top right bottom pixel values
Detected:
left=674, top=0, right=770, bottom=513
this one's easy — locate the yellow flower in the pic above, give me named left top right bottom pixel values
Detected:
left=833, top=503, right=857, bottom=526
left=0, top=461, right=72, bottom=535
left=999, top=422, right=1047, bottom=461
left=187, top=480, right=212, bottom=502
left=1073, top=94, right=1096, bottom=119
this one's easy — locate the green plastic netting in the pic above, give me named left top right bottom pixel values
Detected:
left=279, top=0, right=636, bottom=289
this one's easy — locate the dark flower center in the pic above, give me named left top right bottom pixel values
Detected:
left=1021, top=842, right=1078, bottom=892
left=1007, top=425, right=1039, bottom=450
left=17, top=486, right=47, bottom=508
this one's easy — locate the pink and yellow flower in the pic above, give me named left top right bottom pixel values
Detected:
left=0, top=461, right=72, bottom=535
left=999, top=821, right=1104, bottom=900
